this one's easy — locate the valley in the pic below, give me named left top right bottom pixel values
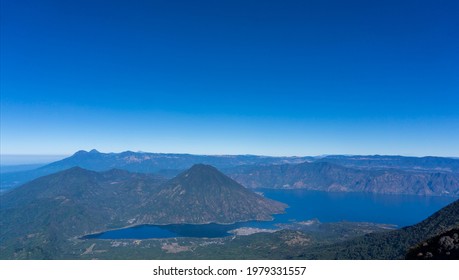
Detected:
left=1, top=151, right=458, bottom=260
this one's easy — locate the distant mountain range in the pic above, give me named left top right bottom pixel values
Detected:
left=316, top=155, right=459, bottom=173
left=230, top=161, right=459, bottom=196
left=1, top=150, right=459, bottom=196
left=1, top=156, right=458, bottom=259
left=0, top=150, right=311, bottom=191
left=0, top=164, right=285, bottom=259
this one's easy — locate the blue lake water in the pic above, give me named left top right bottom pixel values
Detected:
left=85, top=189, right=457, bottom=239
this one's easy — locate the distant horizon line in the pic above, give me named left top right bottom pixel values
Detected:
left=1, top=149, right=459, bottom=159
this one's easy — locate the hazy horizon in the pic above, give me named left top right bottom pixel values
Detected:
left=0, top=154, right=69, bottom=165
left=2, top=150, right=459, bottom=166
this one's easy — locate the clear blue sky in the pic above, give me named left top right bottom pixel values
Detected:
left=1, top=0, right=458, bottom=157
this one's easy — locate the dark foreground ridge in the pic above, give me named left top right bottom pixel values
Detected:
left=293, top=198, right=459, bottom=259
left=406, top=227, right=459, bottom=260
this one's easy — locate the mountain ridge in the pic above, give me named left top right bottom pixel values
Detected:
left=0, top=164, right=286, bottom=259
left=0, top=150, right=312, bottom=191
left=294, top=198, right=459, bottom=259
left=230, top=161, right=459, bottom=196
left=143, top=164, right=286, bottom=224
left=2, top=150, right=459, bottom=196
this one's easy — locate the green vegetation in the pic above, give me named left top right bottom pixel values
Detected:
left=1, top=160, right=458, bottom=260
left=406, top=227, right=459, bottom=260
left=148, top=164, right=286, bottom=224
left=293, top=198, right=459, bottom=259
left=0, top=165, right=285, bottom=259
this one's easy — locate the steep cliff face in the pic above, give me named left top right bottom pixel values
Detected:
left=230, top=162, right=459, bottom=196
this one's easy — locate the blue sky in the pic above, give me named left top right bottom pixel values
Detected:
left=1, top=0, right=458, bottom=157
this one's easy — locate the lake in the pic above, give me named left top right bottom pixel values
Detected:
left=85, top=189, right=457, bottom=239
